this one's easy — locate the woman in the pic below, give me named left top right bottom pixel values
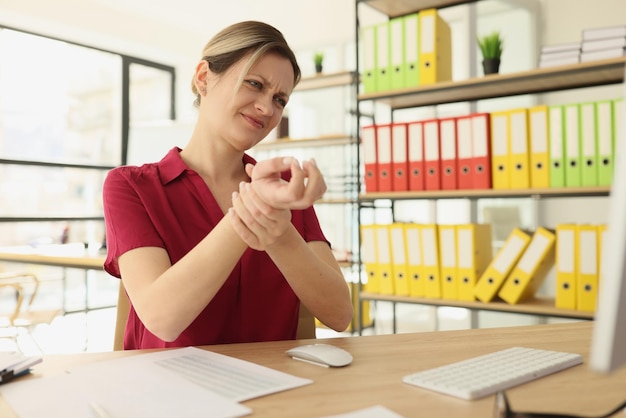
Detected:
left=103, top=21, right=353, bottom=349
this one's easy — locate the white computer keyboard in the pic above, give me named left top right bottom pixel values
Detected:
left=402, top=347, right=583, bottom=400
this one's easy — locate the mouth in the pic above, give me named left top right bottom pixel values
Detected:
left=241, top=113, right=265, bottom=129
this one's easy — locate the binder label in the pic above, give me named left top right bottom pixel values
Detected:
left=530, top=111, right=548, bottom=153
left=579, top=230, right=597, bottom=274
left=420, top=15, right=435, bottom=54
left=510, top=112, right=528, bottom=154
left=492, top=116, right=508, bottom=156
left=597, top=102, right=612, bottom=156
left=557, top=229, right=575, bottom=273
left=440, top=228, right=456, bottom=267
left=405, top=17, right=418, bottom=62
left=406, top=228, right=422, bottom=265
left=492, top=235, right=527, bottom=274
left=517, top=233, right=550, bottom=273
left=472, top=117, right=489, bottom=157
left=408, top=124, right=424, bottom=160
left=424, top=122, right=439, bottom=160
left=421, top=228, right=437, bottom=266
left=457, top=229, right=472, bottom=268
left=565, top=106, right=579, bottom=159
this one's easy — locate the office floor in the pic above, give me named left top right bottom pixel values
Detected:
left=0, top=267, right=119, bottom=355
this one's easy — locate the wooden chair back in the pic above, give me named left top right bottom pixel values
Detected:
left=113, top=282, right=130, bottom=350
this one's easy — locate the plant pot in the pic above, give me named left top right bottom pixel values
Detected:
left=315, top=64, right=323, bottom=74
left=482, top=58, right=500, bottom=75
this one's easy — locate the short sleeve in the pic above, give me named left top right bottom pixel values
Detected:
left=102, top=167, right=165, bottom=277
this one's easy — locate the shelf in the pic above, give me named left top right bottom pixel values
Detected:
left=337, top=261, right=353, bottom=268
left=359, top=292, right=594, bottom=321
left=0, top=215, right=105, bottom=223
left=357, top=57, right=626, bottom=109
left=359, top=0, right=480, bottom=18
left=295, top=71, right=356, bottom=92
left=255, top=134, right=355, bottom=150
left=359, top=186, right=611, bottom=201
left=317, top=197, right=355, bottom=205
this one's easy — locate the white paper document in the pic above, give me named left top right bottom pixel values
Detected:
left=323, top=405, right=406, bottom=418
left=2, top=369, right=249, bottom=418
left=1, top=346, right=313, bottom=418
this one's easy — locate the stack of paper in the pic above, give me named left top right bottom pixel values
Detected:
left=581, top=25, right=626, bottom=62
left=538, top=42, right=581, bottom=68
left=1, top=347, right=313, bottom=418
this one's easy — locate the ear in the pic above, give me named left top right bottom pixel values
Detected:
left=194, top=60, right=210, bottom=95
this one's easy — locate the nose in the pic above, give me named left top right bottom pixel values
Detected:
left=255, top=93, right=275, bottom=117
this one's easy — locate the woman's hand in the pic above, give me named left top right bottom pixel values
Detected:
left=246, top=157, right=327, bottom=210
left=229, top=181, right=292, bottom=250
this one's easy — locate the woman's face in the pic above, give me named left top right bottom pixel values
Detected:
left=201, top=51, right=295, bottom=151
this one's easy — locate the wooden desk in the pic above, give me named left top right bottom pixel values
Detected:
left=1, top=322, right=625, bottom=417
left=0, top=245, right=108, bottom=314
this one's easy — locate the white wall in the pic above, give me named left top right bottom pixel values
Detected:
left=538, top=0, right=626, bottom=105
left=539, top=0, right=626, bottom=43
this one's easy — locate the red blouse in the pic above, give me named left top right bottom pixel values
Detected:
left=103, top=147, right=327, bottom=349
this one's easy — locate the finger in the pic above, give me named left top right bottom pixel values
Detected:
left=239, top=182, right=278, bottom=228
left=231, top=186, right=257, bottom=231
left=284, top=158, right=306, bottom=201
left=302, top=158, right=323, bottom=178
left=232, top=186, right=276, bottom=248
left=242, top=182, right=285, bottom=221
left=244, top=163, right=255, bottom=179
left=302, top=159, right=327, bottom=198
left=228, top=207, right=261, bottom=249
left=250, top=156, right=293, bottom=181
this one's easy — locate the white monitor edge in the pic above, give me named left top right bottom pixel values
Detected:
left=589, top=66, right=626, bottom=374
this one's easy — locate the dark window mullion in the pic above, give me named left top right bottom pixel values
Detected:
left=122, top=56, right=131, bottom=166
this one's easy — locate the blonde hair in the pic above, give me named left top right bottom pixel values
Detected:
left=191, top=21, right=301, bottom=107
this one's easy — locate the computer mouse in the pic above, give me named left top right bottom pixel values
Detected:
left=286, top=343, right=353, bottom=367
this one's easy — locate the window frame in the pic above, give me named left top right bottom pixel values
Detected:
left=0, top=24, right=176, bottom=225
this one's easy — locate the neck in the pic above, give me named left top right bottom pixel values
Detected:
left=180, top=135, right=245, bottom=183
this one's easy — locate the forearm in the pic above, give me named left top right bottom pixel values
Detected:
left=266, top=226, right=353, bottom=332
left=125, top=216, right=248, bottom=341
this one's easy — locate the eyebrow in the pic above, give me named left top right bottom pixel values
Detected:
left=254, top=74, right=291, bottom=100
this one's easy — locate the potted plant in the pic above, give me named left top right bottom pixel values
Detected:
left=314, top=52, right=324, bottom=74
left=477, top=31, right=503, bottom=75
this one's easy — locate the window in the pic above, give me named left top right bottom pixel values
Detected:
left=0, top=26, right=175, bottom=246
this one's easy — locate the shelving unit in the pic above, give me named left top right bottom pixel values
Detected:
left=360, top=292, right=593, bottom=333
left=360, top=186, right=611, bottom=201
left=354, top=0, right=625, bottom=334
left=358, top=57, right=626, bottom=109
